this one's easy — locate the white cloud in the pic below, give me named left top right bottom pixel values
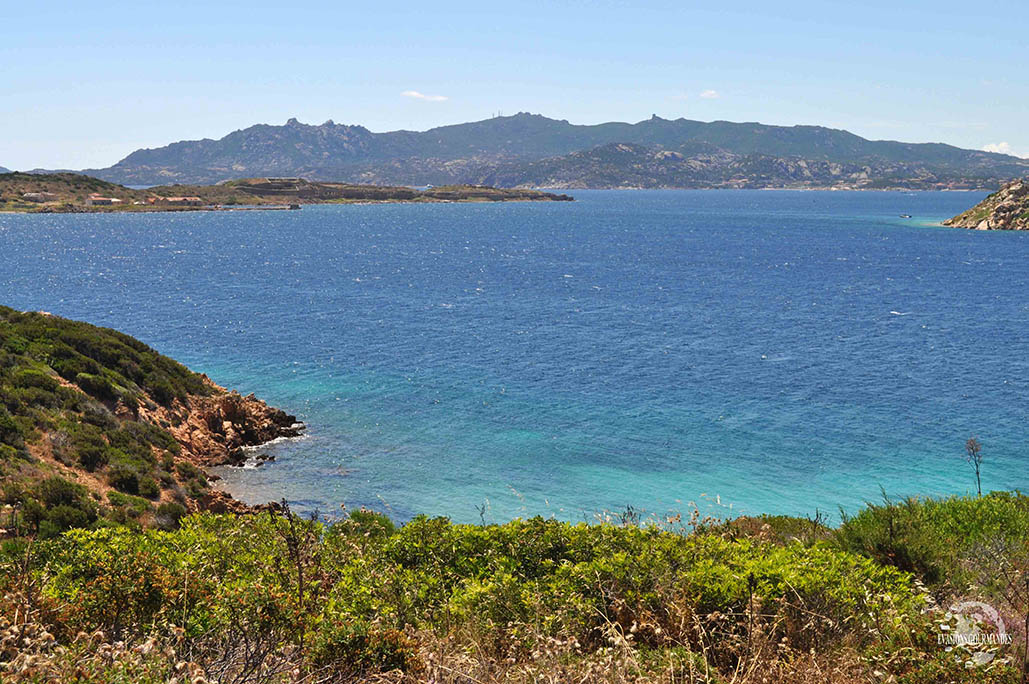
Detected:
left=401, top=90, right=448, bottom=102
left=699, top=89, right=720, bottom=99
left=982, top=142, right=1021, bottom=157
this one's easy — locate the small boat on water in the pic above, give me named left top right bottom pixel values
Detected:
left=899, top=214, right=912, bottom=219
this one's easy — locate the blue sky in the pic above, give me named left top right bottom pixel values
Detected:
left=3, top=0, right=1026, bottom=170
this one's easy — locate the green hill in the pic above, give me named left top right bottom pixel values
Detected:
left=0, top=306, right=300, bottom=536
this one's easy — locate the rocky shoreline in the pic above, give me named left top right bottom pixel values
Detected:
left=146, top=378, right=305, bottom=513
left=943, top=177, right=1029, bottom=230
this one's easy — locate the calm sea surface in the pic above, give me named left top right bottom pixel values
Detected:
left=1, top=190, right=1026, bottom=522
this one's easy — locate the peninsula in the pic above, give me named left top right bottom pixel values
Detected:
left=0, top=172, right=572, bottom=213
left=0, top=306, right=303, bottom=529
left=944, top=177, right=1029, bottom=230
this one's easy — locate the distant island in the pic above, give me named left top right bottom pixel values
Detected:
left=944, top=177, right=1029, bottom=230
left=26, top=113, right=1026, bottom=190
left=0, top=172, right=572, bottom=213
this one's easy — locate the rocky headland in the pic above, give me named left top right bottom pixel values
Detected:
left=943, top=177, right=1029, bottom=230
left=0, top=307, right=304, bottom=530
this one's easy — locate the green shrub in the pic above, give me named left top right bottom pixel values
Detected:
left=36, top=475, right=89, bottom=509
left=41, top=504, right=94, bottom=538
left=107, top=462, right=141, bottom=494
left=175, top=460, right=197, bottom=478
left=147, top=376, right=177, bottom=406
left=75, top=372, right=117, bottom=400
left=835, top=492, right=1029, bottom=590
left=345, top=508, right=397, bottom=538
left=138, top=476, right=160, bottom=500
left=108, top=490, right=152, bottom=517
left=78, top=443, right=110, bottom=471
left=8, top=512, right=931, bottom=681
left=154, top=502, right=188, bottom=530
left=11, top=367, right=60, bottom=392
left=309, top=619, right=421, bottom=676
left=16, top=476, right=100, bottom=536
left=0, top=406, right=23, bottom=448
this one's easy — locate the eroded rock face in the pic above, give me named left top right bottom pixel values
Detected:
left=151, top=384, right=304, bottom=468
left=200, top=490, right=284, bottom=515
left=131, top=378, right=304, bottom=514
left=944, top=179, right=1029, bottom=230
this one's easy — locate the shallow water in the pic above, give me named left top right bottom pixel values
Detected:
left=1, top=190, right=1025, bottom=523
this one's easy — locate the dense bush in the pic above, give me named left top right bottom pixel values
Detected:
left=74, top=372, right=117, bottom=400
left=2, top=502, right=1025, bottom=682
left=10, top=476, right=99, bottom=538
left=0, top=510, right=928, bottom=682
left=835, top=491, right=1029, bottom=590
left=0, top=406, right=24, bottom=449
left=153, top=501, right=187, bottom=530
left=138, top=476, right=161, bottom=499
left=0, top=306, right=211, bottom=403
left=10, top=368, right=59, bottom=392
left=106, top=462, right=141, bottom=494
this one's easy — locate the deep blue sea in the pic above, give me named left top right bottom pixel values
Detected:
left=1, top=190, right=1026, bottom=523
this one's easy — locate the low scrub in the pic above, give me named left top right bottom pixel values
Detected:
left=3, top=508, right=1019, bottom=683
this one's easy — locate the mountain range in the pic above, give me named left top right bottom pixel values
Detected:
left=76, top=113, right=1029, bottom=190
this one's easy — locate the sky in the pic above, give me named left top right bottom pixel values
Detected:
left=2, top=0, right=1027, bottom=170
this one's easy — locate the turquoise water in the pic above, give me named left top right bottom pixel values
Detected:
left=1, top=190, right=1026, bottom=522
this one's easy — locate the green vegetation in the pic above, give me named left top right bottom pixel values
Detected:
left=944, top=178, right=1029, bottom=230
left=0, top=172, right=133, bottom=211
left=837, top=491, right=1029, bottom=595
left=1, top=495, right=1026, bottom=682
left=0, top=306, right=214, bottom=535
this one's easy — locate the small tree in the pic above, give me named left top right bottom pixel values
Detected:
left=965, top=436, right=984, bottom=497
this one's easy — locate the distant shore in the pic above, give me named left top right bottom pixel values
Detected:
left=0, top=172, right=574, bottom=214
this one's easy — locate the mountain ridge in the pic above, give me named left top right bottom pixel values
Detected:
left=82, top=113, right=1029, bottom=189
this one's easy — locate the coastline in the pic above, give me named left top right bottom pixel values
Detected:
left=162, top=379, right=306, bottom=513
left=0, top=196, right=574, bottom=214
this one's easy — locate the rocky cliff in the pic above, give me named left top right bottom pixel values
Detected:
left=943, top=178, right=1029, bottom=230
left=157, top=381, right=303, bottom=467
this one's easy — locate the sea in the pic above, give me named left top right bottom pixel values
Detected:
left=1, top=190, right=1026, bottom=524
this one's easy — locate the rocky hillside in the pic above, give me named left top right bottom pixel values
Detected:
left=943, top=178, right=1029, bottom=230
left=474, top=142, right=996, bottom=190
left=0, top=307, right=302, bottom=536
left=0, top=172, right=142, bottom=208
left=85, top=113, right=1029, bottom=188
